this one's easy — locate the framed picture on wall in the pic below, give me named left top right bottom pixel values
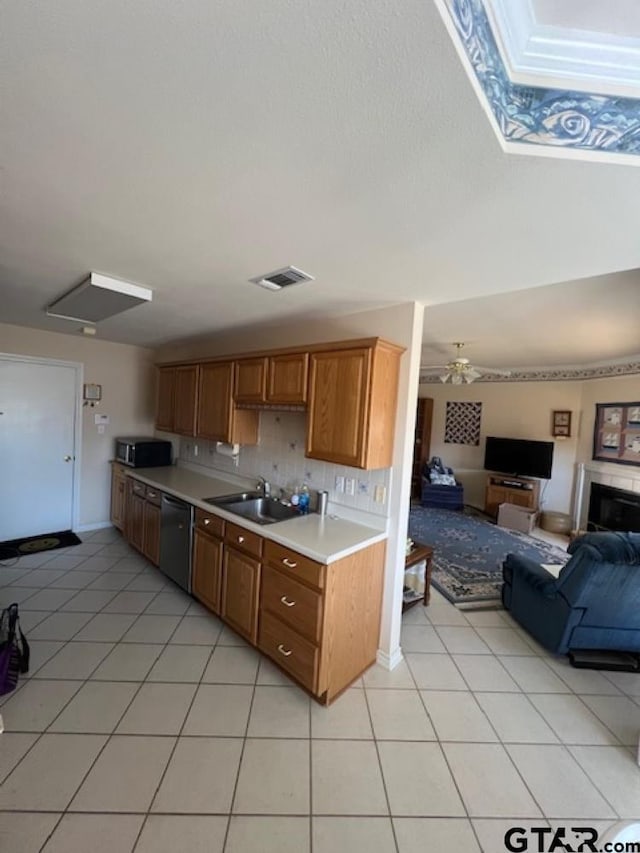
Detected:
left=552, top=410, right=572, bottom=438
left=593, top=402, right=640, bottom=465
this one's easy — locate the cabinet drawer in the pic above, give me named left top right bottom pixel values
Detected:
left=145, top=486, right=162, bottom=506
left=261, top=565, right=323, bottom=643
left=264, top=541, right=325, bottom=590
left=131, top=479, right=146, bottom=496
left=225, top=522, right=263, bottom=559
left=194, top=507, right=224, bottom=538
left=258, top=611, right=318, bottom=692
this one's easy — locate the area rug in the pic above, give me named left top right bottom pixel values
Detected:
left=408, top=507, right=568, bottom=606
left=0, top=530, right=82, bottom=561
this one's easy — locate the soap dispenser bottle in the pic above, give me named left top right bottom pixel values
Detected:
left=299, top=483, right=310, bottom=515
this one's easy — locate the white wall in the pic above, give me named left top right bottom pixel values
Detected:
left=158, top=302, right=425, bottom=668
left=0, top=322, right=155, bottom=529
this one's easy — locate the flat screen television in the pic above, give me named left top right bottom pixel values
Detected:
left=484, top=436, right=554, bottom=480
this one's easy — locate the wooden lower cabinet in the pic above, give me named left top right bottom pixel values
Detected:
left=110, top=463, right=127, bottom=531
left=192, top=527, right=224, bottom=615
left=259, top=539, right=386, bottom=704
left=142, top=500, right=161, bottom=566
left=222, top=546, right=261, bottom=644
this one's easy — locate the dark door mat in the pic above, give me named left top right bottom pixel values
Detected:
left=569, top=649, right=640, bottom=672
left=0, top=530, right=82, bottom=560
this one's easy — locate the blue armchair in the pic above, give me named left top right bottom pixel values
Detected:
left=502, top=532, right=640, bottom=655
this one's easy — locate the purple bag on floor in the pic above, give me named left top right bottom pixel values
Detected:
left=0, top=603, right=30, bottom=696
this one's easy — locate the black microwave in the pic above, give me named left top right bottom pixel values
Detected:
left=115, top=437, right=172, bottom=468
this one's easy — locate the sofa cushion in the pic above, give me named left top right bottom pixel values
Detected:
left=568, top=532, right=640, bottom=564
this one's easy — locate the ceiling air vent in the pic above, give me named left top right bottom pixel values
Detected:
left=249, top=266, right=314, bottom=292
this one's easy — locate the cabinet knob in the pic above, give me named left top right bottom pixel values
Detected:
left=277, top=644, right=293, bottom=657
left=238, top=535, right=245, bottom=543
left=280, top=596, right=296, bottom=608
left=203, top=518, right=210, bottom=525
left=148, top=492, right=156, bottom=498
left=282, top=558, right=297, bottom=568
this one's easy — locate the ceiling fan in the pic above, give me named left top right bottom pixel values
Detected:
left=420, top=342, right=512, bottom=384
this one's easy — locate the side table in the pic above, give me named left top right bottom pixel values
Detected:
left=402, top=541, right=434, bottom=611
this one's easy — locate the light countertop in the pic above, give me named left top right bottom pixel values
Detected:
left=126, top=465, right=387, bottom=564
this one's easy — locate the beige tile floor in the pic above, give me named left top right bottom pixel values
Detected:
left=1, top=527, right=639, bottom=852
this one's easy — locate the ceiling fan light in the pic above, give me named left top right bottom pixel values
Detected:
left=439, top=373, right=450, bottom=384
left=463, top=373, right=476, bottom=384
left=451, top=373, right=463, bottom=385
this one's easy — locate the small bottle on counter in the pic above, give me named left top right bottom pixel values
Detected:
left=299, top=483, right=310, bottom=515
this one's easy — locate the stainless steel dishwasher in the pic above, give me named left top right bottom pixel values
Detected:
left=159, top=493, right=193, bottom=593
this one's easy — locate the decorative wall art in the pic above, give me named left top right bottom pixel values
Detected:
left=593, top=403, right=640, bottom=466
left=552, top=410, right=572, bottom=438
left=445, top=401, right=482, bottom=446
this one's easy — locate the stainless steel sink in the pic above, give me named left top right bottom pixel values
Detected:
left=203, top=491, right=262, bottom=505
left=204, top=493, right=300, bottom=525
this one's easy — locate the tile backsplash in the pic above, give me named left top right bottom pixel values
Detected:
left=176, top=411, right=391, bottom=517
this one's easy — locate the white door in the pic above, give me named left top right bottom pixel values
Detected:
left=0, top=357, right=78, bottom=540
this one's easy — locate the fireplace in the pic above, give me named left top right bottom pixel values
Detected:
left=588, top=482, right=640, bottom=533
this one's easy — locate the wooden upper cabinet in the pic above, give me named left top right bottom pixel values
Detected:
left=155, top=367, right=176, bottom=432
left=267, top=353, right=308, bottom=404
left=306, top=348, right=370, bottom=468
left=235, top=358, right=267, bottom=404
left=306, top=341, right=402, bottom=469
left=173, top=365, right=199, bottom=436
left=197, top=362, right=234, bottom=441
left=234, top=353, right=308, bottom=405
left=197, top=362, right=259, bottom=444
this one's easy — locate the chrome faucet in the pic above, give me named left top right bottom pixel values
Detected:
left=257, top=477, right=271, bottom=498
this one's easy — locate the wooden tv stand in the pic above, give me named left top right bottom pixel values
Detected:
left=484, top=474, right=540, bottom=518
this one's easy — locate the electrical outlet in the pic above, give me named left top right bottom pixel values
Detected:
left=374, top=485, right=386, bottom=503
left=345, top=477, right=355, bottom=496
left=358, top=480, right=369, bottom=495
left=335, top=476, right=345, bottom=493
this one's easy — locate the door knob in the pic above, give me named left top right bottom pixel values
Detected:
left=64, top=455, right=72, bottom=462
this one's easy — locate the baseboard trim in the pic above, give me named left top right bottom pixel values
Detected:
left=75, top=522, right=113, bottom=533
left=376, top=647, right=404, bottom=671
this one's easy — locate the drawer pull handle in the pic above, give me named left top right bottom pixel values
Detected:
left=280, top=596, right=296, bottom=608
left=238, top=535, right=245, bottom=543
left=203, top=518, right=210, bottom=525
left=277, top=644, right=293, bottom=657
left=282, top=558, right=297, bottom=568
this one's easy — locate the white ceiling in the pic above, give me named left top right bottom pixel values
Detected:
left=533, top=0, right=640, bottom=38
left=2, top=0, right=640, bottom=367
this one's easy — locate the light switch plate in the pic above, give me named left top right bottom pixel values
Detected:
left=335, top=476, right=345, bottom=493
left=374, top=485, right=386, bottom=503
left=345, top=477, right=355, bottom=496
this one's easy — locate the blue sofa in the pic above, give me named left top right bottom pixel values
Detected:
left=502, top=532, right=640, bottom=655
left=420, top=461, right=464, bottom=511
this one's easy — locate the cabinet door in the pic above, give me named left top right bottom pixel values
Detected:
left=485, top=485, right=508, bottom=517
left=173, top=365, right=199, bottom=436
left=110, top=467, right=126, bottom=531
left=197, top=362, right=233, bottom=441
left=129, top=493, right=145, bottom=552
left=267, top=353, right=308, bottom=404
left=509, top=490, right=533, bottom=509
left=222, top=546, right=261, bottom=644
left=306, top=348, right=370, bottom=467
left=235, top=358, right=267, bottom=403
left=156, top=367, right=176, bottom=432
left=192, top=528, right=223, bottom=614
left=143, top=501, right=161, bottom=566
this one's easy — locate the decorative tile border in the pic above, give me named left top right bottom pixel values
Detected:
left=420, top=361, right=640, bottom=384
left=440, top=0, right=640, bottom=159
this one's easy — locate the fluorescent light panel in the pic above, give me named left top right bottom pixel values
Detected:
left=46, top=272, right=152, bottom=323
